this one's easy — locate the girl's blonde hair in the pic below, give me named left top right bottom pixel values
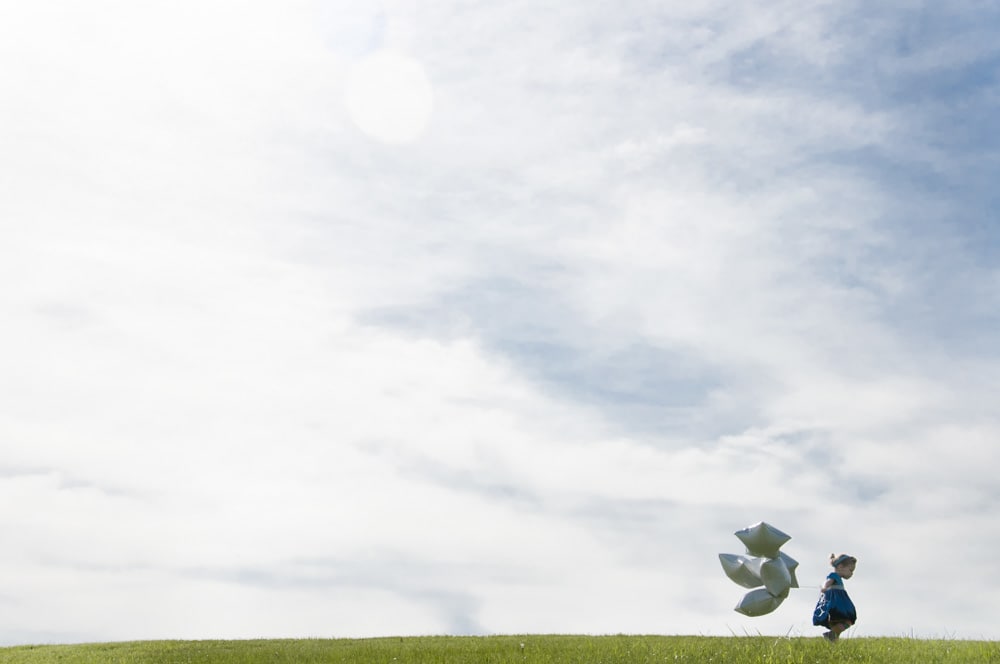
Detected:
left=830, top=553, right=857, bottom=567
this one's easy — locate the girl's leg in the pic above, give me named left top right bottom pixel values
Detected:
left=830, top=621, right=851, bottom=639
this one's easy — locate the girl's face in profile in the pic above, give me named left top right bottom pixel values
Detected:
left=835, top=561, right=856, bottom=579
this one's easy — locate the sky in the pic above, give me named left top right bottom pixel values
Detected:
left=2, top=0, right=999, bottom=646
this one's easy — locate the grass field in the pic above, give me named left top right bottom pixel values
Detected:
left=2, top=635, right=998, bottom=663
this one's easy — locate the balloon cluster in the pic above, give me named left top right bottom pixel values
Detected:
left=719, top=521, right=799, bottom=616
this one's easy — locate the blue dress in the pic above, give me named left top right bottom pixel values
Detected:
left=812, top=572, right=857, bottom=627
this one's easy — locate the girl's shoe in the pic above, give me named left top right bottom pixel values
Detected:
left=822, top=631, right=838, bottom=643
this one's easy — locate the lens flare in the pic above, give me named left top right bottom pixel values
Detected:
left=345, top=51, right=433, bottom=144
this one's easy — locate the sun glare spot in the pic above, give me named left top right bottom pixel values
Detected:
left=345, top=51, right=433, bottom=144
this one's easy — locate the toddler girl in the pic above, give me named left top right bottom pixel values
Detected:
left=812, top=553, right=857, bottom=642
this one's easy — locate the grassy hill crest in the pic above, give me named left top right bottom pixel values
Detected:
left=2, top=634, right=998, bottom=663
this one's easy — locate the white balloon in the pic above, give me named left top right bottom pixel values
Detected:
left=718, top=553, right=763, bottom=589
left=734, top=521, right=791, bottom=558
left=778, top=551, right=799, bottom=588
left=734, top=588, right=786, bottom=617
left=755, top=557, right=792, bottom=597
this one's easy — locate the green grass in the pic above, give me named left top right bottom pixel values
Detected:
left=1, top=635, right=998, bottom=663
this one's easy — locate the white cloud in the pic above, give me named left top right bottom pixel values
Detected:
left=2, top=0, right=999, bottom=645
